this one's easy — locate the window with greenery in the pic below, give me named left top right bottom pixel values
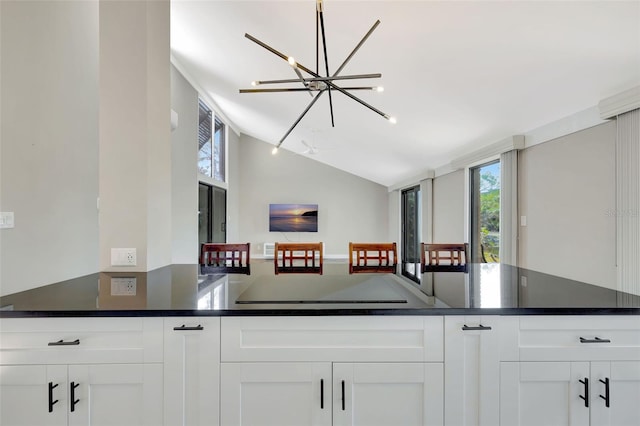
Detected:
left=198, top=98, right=225, bottom=182
left=470, top=161, right=500, bottom=263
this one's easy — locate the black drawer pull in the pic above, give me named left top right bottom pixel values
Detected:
left=48, top=382, right=59, bottom=413
left=48, top=339, right=80, bottom=346
left=341, top=380, right=345, bottom=411
left=70, top=382, right=80, bottom=412
left=320, top=379, right=324, bottom=409
left=579, top=378, right=589, bottom=408
left=579, top=337, right=611, bottom=344
left=462, top=324, right=492, bottom=331
left=173, top=325, right=204, bottom=331
left=599, top=378, right=610, bottom=408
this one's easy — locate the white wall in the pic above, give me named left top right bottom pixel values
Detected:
left=0, top=1, right=99, bottom=296
left=226, top=130, right=241, bottom=244
left=98, top=0, right=171, bottom=272
left=519, top=121, right=617, bottom=289
left=170, top=64, right=198, bottom=263
left=238, top=135, right=389, bottom=257
left=433, top=170, right=465, bottom=243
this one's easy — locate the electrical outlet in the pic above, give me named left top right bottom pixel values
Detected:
left=0, top=212, right=15, bottom=229
left=111, top=277, right=137, bottom=296
left=111, top=248, right=137, bottom=266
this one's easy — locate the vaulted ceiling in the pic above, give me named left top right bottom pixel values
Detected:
left=171, top=0, right=640, bottom=186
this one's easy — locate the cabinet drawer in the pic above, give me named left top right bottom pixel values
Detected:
left=519, top=316, right=640, bottom=361
left=0, top=317, right=163, bottom=364
left=221, top=316, right=443, bottom=362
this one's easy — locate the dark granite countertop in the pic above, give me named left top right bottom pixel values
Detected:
left=1, top=261, right=639, bottom=317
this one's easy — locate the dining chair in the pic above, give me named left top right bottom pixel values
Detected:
left=348, top=242, right=398, bottom=274
left=274, top=242, right=323, bottom=274
left=199, top=243, right=251, bottom=274
left=420, top=243, right=469, bottom=272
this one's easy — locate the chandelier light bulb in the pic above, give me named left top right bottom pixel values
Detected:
left=271, top=147, right=279, bottom=155
left=251, top=81, right=258, bottom=86
left=288, top=56, right=297, bottom=67
left=375, top=86, right=384, bottom=92
left=388, top=116, right=397, bottom=124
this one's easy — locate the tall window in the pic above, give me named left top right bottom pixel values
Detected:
left=198, top=99, right=225, bottom=182
left=470, top=161, right=500, bottom=263
left=198, top=183, right=227, bottom=244
left=401, top=186, right=421, bottom=283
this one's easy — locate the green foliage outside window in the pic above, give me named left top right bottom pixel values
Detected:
left=480, top=171, right=500, bottom=262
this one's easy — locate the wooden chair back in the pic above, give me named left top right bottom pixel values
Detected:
left=274, top=242, right=323, bottom=275
left=420, top=243, right=468, bottom=272
left=199, top=243, right=251, bottom=274
left=348, top=242, right=397, bottom=274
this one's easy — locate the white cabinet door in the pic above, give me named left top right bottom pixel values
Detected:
left=500, top=362, right=590, bottom=426
left=0, top=365, right=67, bottom=426
left=590, top=361, right=640, bottom=426
left=220, top=362, right=332, bottom=426
left=444, top=316, right=517, bottom=426
left=68, top=364, right=163, bottom=426
left=333, top=363, right=443, bottom=426
left=164, top=318, right=220, bottom=426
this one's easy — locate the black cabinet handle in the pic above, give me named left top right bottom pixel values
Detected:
left=48, top=339, right=80, bottom=346
left=341, top=380, right=345, bottom=411
left=579, top=378, right=589, bottom=408
left=48, top=382, right=59, bottom=413
left=462, top=324, right=492, bottom=331
left=70, top=382, right=80, bottom=412
left=320, top=379, right=324, bottom=409
left=599, top=378, right=610, bottom=408
left=173, top=325, right=204, bottom=331
left=579, top=337, right=611, bottom=344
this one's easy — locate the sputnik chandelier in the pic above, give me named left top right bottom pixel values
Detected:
left=239, top=0, right=396, bottom=154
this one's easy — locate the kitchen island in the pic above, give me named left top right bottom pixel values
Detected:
left=1, top=262, right=639, bottom=426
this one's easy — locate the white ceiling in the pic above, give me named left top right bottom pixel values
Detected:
left=171, top=0, right=640, bottom=187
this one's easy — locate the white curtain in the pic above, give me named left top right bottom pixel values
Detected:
left=616, top=108, right=640, bottom=296
left=500, top=150, right=518, bottom=266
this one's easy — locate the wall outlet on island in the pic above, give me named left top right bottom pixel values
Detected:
left=111, top=248, right=137, bottom=266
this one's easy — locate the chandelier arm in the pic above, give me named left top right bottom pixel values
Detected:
left=276, top=91, right=325, bottom=149
left=316, top=7, right=319, bottom=74
left=327, top=82, right=389, bottom=119
left=318, top=9, right=335, bottom=127
left=240, top=88, right=314, bottom=93
left=245, top=33, right=291, bottom=63
left=293, top=67, right=313, bottom=97
left=334, top=20, right=381, bottom=78
left=245, top=33, right=319, bottom=78
left=253, top=74, right=382, bottom=86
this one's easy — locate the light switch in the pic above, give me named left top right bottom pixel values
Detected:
left=0, top=212, right=14, bottom=229
left=520, top=215, right=527, bottom=226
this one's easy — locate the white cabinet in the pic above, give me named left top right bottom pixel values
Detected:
left=220, top=362, right=443, bottom=426
left=0, top=365, right=67, bottom=426
left=0, top=363, right=162, bottom=426
left=163, top=317, right=220, bottom=426
left=221, top=362, right=331, bottom=426
left=590, top=361, right=640, bottom=426
left=500, top=361, right=640, bottom=426
left=0, top=317, right=163, bottom=426
left=500, top=361, right=590, bottom=426
left=333, top=362, right=443, bottom=426
left=443, top=316, right=518, bottom=426
left=220, top=316, right=444, bottom=426
left=500, top=315, right=640, bottom=426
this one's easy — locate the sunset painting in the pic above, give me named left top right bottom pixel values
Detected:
left=269, top=204, right=318, bottom=232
